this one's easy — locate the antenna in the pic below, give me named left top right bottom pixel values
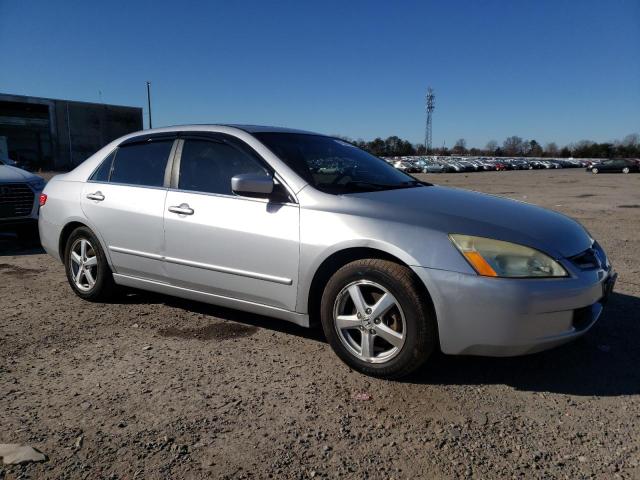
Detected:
left=425, top=87, right=435, bottom=152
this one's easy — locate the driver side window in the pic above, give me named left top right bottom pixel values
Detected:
left=178, top=139, right=269, bottom=195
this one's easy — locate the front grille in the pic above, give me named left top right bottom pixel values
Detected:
left=0, top=183, right=35, bottom=219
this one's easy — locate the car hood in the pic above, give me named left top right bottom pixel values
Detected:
left=0, top=165, right=38, bottom=183
left=345, top=185, right=592, bottom=258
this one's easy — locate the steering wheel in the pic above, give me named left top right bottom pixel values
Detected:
left=330, top=171, right=351, bottom=185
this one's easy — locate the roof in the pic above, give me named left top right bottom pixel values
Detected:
left=158, top=124, right=321, bottom=136
left=224, top=124, right=319, bottom=135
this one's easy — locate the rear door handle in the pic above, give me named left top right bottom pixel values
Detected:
left=86, top=191, right=105, bottom=201
left=168, top=203, right=194, bottom=215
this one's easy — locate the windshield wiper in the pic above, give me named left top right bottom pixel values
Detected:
left=344, top=180, right=426, bottom=191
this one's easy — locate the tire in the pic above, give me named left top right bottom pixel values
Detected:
left=592, top=168, right=598, bottom=174
left=320, top=259, right=437, bottom=379
left=622, top=167, right=630, bottom=174
left=64, top=226, right=116, bottom=301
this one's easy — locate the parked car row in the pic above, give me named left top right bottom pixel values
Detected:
left=385, top=156, right=638, bottom=174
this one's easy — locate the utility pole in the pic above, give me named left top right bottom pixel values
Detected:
left=425, top=87, right=435, bottom=152
left=65, top=103, right=73, bottom=166
left=146, top=81, right=153, bottom=129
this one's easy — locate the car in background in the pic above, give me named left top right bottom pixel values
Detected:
left=511, top=160, right=530, bottom=170
left=442, top=162, right=462, bottom=173
left=528, top=160, right=546, bottom=169
left=393, top=160, right=410, bottom=172
left=0, top=156, right=18, bottom=167
left=405, top=161, right=423, bottom=174
left=457, top=161, right=477, bottom=172
left=494, top=162, right=508, bottom=171
left=0, top=156, right=46, bottom=238
left=588, top=159, right=640, bottom=174
left=423, top=163, right=445, bottom=173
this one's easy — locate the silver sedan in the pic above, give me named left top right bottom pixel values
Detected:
left=39, top=125, right=616, bottom=378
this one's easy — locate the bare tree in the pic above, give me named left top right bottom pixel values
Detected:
left=485, top=140, right=498, bottom=154
left=503, top=136, right=524, bottom=156
left=622, top=133, right=640, bottom=147
left=544, top=142, right=559, bottom=157
left=528, top=140, right=543, bottom=157
left=453, top=138, right=467, bottom=154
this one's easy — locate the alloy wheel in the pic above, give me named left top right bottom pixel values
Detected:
left=333, top=280, right=406, bottom=363
left=69, top=238, right=98, bottom=292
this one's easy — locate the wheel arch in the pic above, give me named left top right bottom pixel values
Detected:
left=304, top=246, right=436, bottom=330
left=58, top=220, right=114, bottom=269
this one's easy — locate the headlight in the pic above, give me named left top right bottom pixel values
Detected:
left=449, top=234, right=568, bottom=278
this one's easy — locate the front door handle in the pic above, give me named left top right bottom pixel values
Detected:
left=86, top=191, right=105, bottom=201
left=168, top=203, right=194, bottom=215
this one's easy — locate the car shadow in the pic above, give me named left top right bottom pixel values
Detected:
left=409, top=291, right=640, bottom=397
left=116, top=288, right=639, bottom=396
left=0, top=231, right=45, bottom=256
left=112, top=289, right=326, bottom=343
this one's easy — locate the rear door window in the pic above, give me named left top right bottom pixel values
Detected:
left=110, top=141, right=173, bottom=187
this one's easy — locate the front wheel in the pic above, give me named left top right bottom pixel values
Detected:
left=320, top=259, right=437, bottom=379
left=592, top=168, right=599, bottom=174
left=622, top=167, right=630, bottom=174
left=64, top=226, right=116, bottom=301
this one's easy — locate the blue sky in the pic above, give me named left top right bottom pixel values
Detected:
left=1, top=0, right=638, bottom=147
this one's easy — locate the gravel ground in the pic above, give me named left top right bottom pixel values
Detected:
left=1, top=169, right=639, bottom=479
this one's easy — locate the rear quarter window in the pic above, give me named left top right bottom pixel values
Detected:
left=90, top=150, right=116, bottom=182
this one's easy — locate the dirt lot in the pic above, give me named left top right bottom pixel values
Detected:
left=1, top=169, right=639, bottom=479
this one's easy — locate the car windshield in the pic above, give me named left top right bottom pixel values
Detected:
left=254, top=132, right=425, bottom=194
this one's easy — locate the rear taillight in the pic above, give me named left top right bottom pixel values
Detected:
left=39, top=193, right=47, bottom=206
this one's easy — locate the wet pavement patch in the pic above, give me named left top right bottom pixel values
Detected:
left=158, top=322, right=258, bottom=341
left=618, top=204, right=640, bottom=208
left=575, top=194, right=597, bottom=198
left=0, top=263, right=40, bottom=276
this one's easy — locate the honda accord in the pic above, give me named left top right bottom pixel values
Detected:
left=39, top=125, right=616, bottom=378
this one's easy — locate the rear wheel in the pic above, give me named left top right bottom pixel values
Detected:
left=622, top=167, right=630, bottom=174
left=592, top=167, right=599, bottom=174
left=320, top=259, right=437, bottom=379
left=64, top=226, right=116, bottom=301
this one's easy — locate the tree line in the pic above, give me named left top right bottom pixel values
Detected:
left=339, top=133, right=640, bottom=158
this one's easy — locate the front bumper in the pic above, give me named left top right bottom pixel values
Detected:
left=413, top=265, right=616, bottom=356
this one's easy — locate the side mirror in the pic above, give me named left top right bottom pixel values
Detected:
left=231, top=173, right=274, bottom=197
